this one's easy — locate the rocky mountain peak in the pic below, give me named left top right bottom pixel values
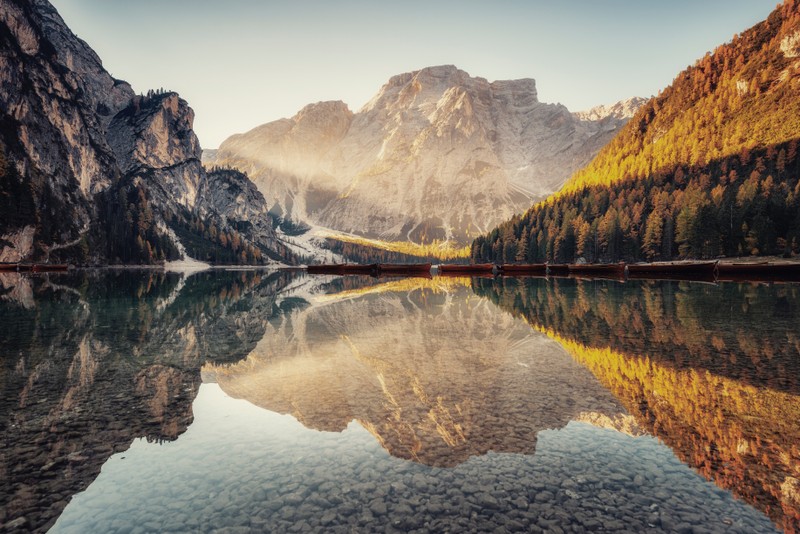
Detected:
left=291, top=100, right=354, bottom=144
left=489, top=78, right=538, bottom=102
left=215, top=65, right=639, bottom=247
left=294, top=100, right=353, bottom=123
left=108, top=91, right=203, bottom=209
left=573, top=96, right=647, bottom=122
left=382, top=64, right=463, bottom=89
left=363, top=65, right=480, bottom=114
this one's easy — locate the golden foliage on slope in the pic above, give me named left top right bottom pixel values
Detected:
left=323, top=232, right=470, bottom=260
left=561, top=0, right=800, bottom=196
left=471, top=276, right=800, bottom=532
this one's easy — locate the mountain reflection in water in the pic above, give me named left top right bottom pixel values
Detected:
left=204, top=277, right=638, bottom=468
left=0, top=270, right=297, bottom=532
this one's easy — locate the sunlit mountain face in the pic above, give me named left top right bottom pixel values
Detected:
left=2, top=0, right=799, bottom=532
left=212, top=66, right=640, bottom=249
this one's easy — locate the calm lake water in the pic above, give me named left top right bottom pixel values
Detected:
left=1, top=270, right=798, bottom=533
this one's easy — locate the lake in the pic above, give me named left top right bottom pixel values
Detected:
left=1, top=270, right=798, bottom=533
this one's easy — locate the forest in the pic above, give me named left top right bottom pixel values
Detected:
left=96, top=169, right=279, bottom=265
left=564, top=0, right=800, bottom=196
left=322, top=237, right=446, bottom=264
left=471, top=139, right=800, bottom=263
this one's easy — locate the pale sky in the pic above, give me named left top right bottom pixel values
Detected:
left=49, top=0, right=777, bottom=149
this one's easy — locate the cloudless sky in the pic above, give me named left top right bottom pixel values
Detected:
left=49, top=0, right=778, bottom=148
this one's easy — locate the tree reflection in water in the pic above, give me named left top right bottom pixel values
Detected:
left=473, top=276, right=800, bottom=532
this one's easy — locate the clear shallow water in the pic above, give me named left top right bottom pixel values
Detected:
left=1, top=270, right=798, bottom=533
left=52, top=385, right=774, bottom=533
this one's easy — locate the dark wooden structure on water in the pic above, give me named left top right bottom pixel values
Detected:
left=627, top=261, right=718, bottom=280
left=0, top=263, right=69, bottom=272
left=568, top=262, right=627, bottom=278
left=306, top=263, right=378, bottom=275
left=377, top=263, right=432, bottom=275
left=438, top=263, right=495, bottom=275
left=545, top=264, right=570, bottom=276
left=306, top=259, right=800, bottom=283
left=306, top=263, right=432, bottom=277
left=716, top=262, right=800, bottom=281
left=496, top=263, right=547, bottom=276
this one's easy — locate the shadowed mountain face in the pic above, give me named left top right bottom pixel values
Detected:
left=0, top=269, right=299, bottom=532
left=472, top=277, right=800, bottom=533
left=0, top=0, right=293, bottom=265
left=205, top=278, right=637, bottom=468
left=213, top=66, right=642, bottom=245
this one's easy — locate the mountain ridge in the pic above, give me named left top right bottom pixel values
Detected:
left=213, top=65, right=643, bottom=247
left=572, top=96, right=648, bottom=122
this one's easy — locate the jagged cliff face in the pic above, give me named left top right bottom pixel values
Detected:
left=572, top=96, right=648, bottom=122
left=214, top=66, right=641, bottom=245
left=199, top=167, right=291, bottom=260
left=0, top=0, right=133, bottom=196
left=107, top=93, right=204, bottom=210
left=0, top=0, right=132, bottom=261
left=0, top=0, right=292, bottom=265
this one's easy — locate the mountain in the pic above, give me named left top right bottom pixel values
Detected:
left=0, top=0, right=293, bottom=265
left=472, top=0, right=800, bottom=264
left=213, top=66, right=642, bottom=247
left=572, top=96, right=647, bottom=122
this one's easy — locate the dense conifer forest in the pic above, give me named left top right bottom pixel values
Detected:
left=322, top=238, right=446, bottom=264
left=472, top=140, right=800, bottom=263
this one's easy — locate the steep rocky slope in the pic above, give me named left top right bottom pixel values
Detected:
left=563, top=1, right=800, bottom=195
left=0, top=0, right=292, bottom=264
left=572, top=96, right=647, bottom=122
left=214, top=66, right=641, bottom=246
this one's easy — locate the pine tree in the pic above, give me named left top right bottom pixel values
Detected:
left=642, top=212, right=664, bottom=260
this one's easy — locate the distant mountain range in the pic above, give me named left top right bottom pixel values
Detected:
left=473, top=0, right=800, bottom=264
left=210, top=66, right=643, bottom=247
left=0, top=0, right=294, bottom=265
